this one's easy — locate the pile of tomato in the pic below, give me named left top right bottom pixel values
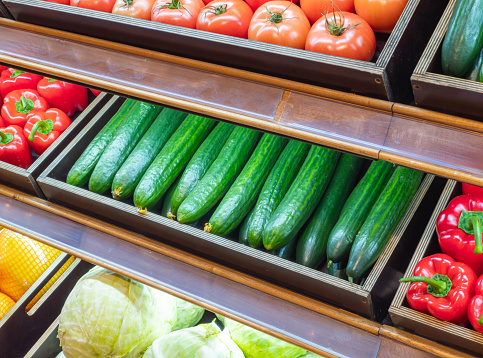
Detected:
left=44, top=0, right=408, bottom=62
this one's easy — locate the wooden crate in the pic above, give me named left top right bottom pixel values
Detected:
left=3, top=0, right=448, bottom=102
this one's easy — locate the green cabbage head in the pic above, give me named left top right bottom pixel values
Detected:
left=143, top=321, right=244, bottom=358
left=173, top=296, right=205, bottom=331
left=58, top=266, right=177, bottom=358
left=223, top=317, right=307, bottom=358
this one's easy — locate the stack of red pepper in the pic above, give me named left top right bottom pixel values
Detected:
left=400, top=182, right=483, bottom=333
left=0, top=68, right=89, bottom=169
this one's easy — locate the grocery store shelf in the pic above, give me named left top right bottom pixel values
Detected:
left=0, top=184, right=473, bottom=358
left=1, top=19, right=483, bottom=187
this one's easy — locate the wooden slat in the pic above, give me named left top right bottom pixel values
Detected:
left=379, top=326, right=476, bottom=358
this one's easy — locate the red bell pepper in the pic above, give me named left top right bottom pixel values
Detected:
left=1, top=89, right=49, bottom=128
left=468, top=274, right=483, bottom=333
left=0, top=68, right=43, bottom=99
left=0, top=66, right=8, bottom=73
left=37, top=78, right=88, bottom=117
left=23, top=109, right=72, bottom=155
left=0, top=125, right=33, bottom=169
left=90, top=88, right=102, bottom=97
left=399, top=253, right=476, bottom=326
left=437, top=195, right=483, bottom=276
left=462, top=183, right=483, bottom=196
left=0, top=114, right=4, bottom=128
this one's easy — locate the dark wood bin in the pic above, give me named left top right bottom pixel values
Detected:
left=411, top=0, right=483, bottom=121
left=3, top=0, right=448, bottom=103
left=37, top=96, right=447, bottom=321
left=389, top=179, right=483, bottom=357
left=0, top=254, right=93, bottom=358
left=0, top=91, right=110, bottom=198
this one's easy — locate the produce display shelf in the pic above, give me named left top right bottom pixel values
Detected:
left=410, top=0, right=483, bottom=122
left=35, top=94, right=444, bottom=321
left=390, top=180, right=483, bottom=356
left=1, top=19, right=483, bottom=189
left=0, top=92, right=110, bottom=197
left=0, top=256, right=93, bottom=358
left=2, top=0, right=449, bottom=102
left=0, top=184, right=474, bottom=358
left=0, top=7, right=482, bottom=358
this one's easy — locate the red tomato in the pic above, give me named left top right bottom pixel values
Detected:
left=42, top=0, right=70, bottom=4
left=300, top=0, right=354, bottom=24
left=305, top=11, right=376, bottom=61
left=248, top=1, right=310, bottom=49
left=70, top=0, right=116, bottom=12
left=112, top=0, right=156, bottom=19
left=151, top=0, right=204, bottom=28
left=244, top=0, right=298, bottom=12
left=354, top=0, right=408, bottom=33
left=196, top=0, right=253, bottom=38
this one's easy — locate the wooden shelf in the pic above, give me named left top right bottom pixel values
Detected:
left=0, top=16, right=481, bottom=358
left=0, top=184, right=474, bottom=358
left=1, top=19, right=483, bottom=187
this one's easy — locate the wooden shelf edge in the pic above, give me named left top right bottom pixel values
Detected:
left=378, top=152, right=483, bottom=188
left=379, top=325, right=476, bottom=358
left=0, top=18, right=394, bottom=113
left=392, top=103, right=483, bottom=135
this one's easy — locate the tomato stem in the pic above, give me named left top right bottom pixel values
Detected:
left=324, top=1, right=361, bottom=37
left=152, top=0, right=192, bottom=16
left=202, top=3, right=227, bottom=19
left=264, top=3, right=292, bottom=32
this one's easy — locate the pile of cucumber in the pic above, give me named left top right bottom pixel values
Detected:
left=441, top=0, right=483, bottom=81
left=66, top=98, right=424, bottom=282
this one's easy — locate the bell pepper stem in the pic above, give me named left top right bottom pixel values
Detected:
left=28, top=119, right=54, bottom=141
left=472, top=216, right=483, bottom=254
left=0, top=131, right=13, bottom=145
left=399, top=274, right=452, bottom=297
left=15, top=96, right=35, bottom=114
left=458, top=211, right=483, bottom=254
left=479, top=313, right=483, bottom=325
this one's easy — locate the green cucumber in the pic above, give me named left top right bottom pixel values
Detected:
left=88, top=101, right=162, bottom=194
left=170, top=121, right=236, bottom=217
left=441, top=0, right=483, bottom=77
left=295, top=153, right=364, bottom=269
left=133, top=115, right=216, bottom=211
left=262, top=145, right=340, bottom=250
left=161, top=176, right=182, bottom=218
left=326, top=160, right=395, bottom=268
left=464, top=47, right=483, bottom=81
left=111, top=108, right=187, bottom=200
left=177, top=126, right=262, bottom=224
left=346, top=167, right=424, bottom=281
left=66, top=98, right=136, bottom=187
left=246, top=140, right=311, bottom=248
left=239, top=207, right=256, bottom=246
left=268, top=235, right=297, bottom=260
left=327, top=261, right=348, bottom=280
left=205, top=133, right=288, bottom=236
left=161, top=177, right=200, bottom=228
